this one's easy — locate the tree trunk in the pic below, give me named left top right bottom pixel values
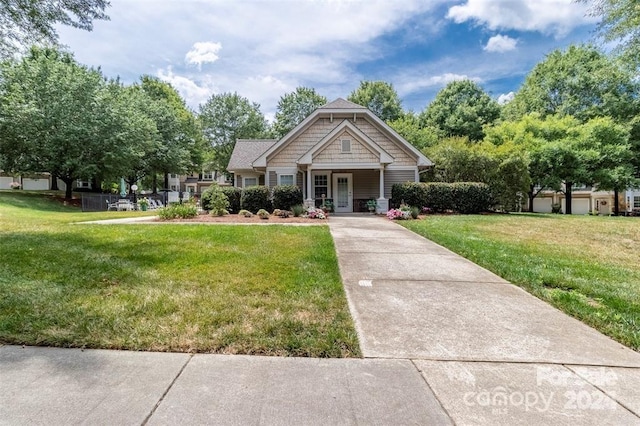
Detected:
left=528, top=186, right=535, bottom=213
left=50, top=173, right=59, bottom=191
left=164, top=172, right=169, bottom=190
left=565, top=181, right=573, bottom=215
left=152, top=175, right=158, bottom=194
left=614, top=189, right=619, bottom=216
left=91, top=176, right=101, bottom=193
left=62, top=177, right=74, bottom=200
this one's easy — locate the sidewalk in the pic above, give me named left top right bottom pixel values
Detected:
left=1, top=215, right=639, bottom=425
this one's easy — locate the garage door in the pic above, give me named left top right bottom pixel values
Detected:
left=532, top=198, right=552, bottom=213
left=561, top=198, right=590, bottom=215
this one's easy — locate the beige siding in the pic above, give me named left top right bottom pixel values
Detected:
left=354, top=118, right=416, bottom=166
left=314, top=131, right=379, bottom=164
left=268, top=171, right=277, bottom=189
left=352, top=169, right=379, bottom=199
left=269, top=118, right=336, bottom=166
left=385, top=169, right=416, bottom=199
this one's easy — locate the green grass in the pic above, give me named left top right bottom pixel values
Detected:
left=0, top=191, right=360, bottom=357
left=402, top=213, right=640, bottom=351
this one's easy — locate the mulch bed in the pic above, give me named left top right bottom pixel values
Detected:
left=159, top=213, right=328, bottom=224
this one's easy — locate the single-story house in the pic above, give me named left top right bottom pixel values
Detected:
left=227, top=98, right=432, bottom=213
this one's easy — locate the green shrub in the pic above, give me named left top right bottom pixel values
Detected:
left=158, top=203, right=198, bottom=220
left=391, top=181, right=492, bottom=214
left=220, top=186, right=242, bottom=213
left=272, top=185, right=303, bottom=210
left=291, top=204, right=305, bottom=217
left=241, top=186, right=271, bottom=213
left=391, top=182, right=427, bottom=208
left=238, top=209, right=253, bottom=217
left=256, top=208, right=270, bottom=219
left=201, top=184, right=230, bottom=215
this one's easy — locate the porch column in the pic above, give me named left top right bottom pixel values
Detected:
left=305, top=167, right=314, bottom=208
left=377, top=167, right=389, bottom=214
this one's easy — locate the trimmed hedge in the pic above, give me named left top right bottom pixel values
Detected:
left=241, top=185, right=271, bottom=213
left=220, top=186, right=241, bottom=213
left=391, top=182, right=493, bottom=214
left=272, top=185, right=303, bottom=210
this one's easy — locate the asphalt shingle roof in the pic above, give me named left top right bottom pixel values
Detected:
left=319, top=98, right=366, bottom=110
left=227, top=139, right=277, bottom=170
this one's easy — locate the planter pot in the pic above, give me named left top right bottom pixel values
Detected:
left=140, top=205, right=148, bottom=211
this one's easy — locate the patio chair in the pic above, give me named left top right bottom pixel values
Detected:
left=106, top=200, right=118, bottom=211
left=116, top=199, right=133, bottom=211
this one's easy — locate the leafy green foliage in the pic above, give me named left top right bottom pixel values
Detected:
left=198, top=92, right=268, bottom=174
left=240, top=185, right=271, bottom=213
left=158, top=203, right=198, bottom=220
left=272, top=185, right=303, bottom=210
left=391, top=182, right=493, bottom=213
left=273, top=87, right=327, bottom=138
left=347, top=80, right=403, bottom=122
left=200, top=184, right=230, bottom=215
left=502, top=45, right=639, bottom=123
left=420, top=79, right=500, bottom=142
left=0, top=0, right=110, bottom=58
left=220, top=186, right=242, bottom=213
left=579, top=0, right=640, bottom=67
left=387, top=112, right=439, bottom=150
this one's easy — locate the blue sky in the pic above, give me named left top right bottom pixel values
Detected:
left=56, top=0, right=598, bottom=120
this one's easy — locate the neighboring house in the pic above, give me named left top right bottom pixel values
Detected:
left=227, top=98, right=432, bottom=213
left=0, top=171, right=91, bottom=191
left=531, top=185, right=640, bottom=215
left=180, top=170, right=231, bottom=194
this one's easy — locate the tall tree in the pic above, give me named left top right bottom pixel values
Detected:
left=0, top=0, right=110, bottom=58
left=388, top=112, right=439, bottom=151
left=502, top=45, right=639, bottom=122
left=579, top=0, right=640, bottom=67
left=420, top=79, right=500, bottom=142
left=347, top=80, right=403, bottom=122
left=273, top=87, right=326, bottom=138
left=198, top=92, right=268, bottom=174
left=139, top=76, right=204, bottom=191
left=0, top=47, right=107, bottom=199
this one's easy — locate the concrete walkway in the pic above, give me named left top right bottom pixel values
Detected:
left=1, top=215, right=639, bottom=425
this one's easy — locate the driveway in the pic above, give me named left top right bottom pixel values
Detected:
left=329, top=215, right=640, bottom=425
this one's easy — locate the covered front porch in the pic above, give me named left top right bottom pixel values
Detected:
left=300, top=167, right=389, bottom=214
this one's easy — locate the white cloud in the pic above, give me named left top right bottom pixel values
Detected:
left=447, top=0, right=594, bottom=37
left=185, top=42, right=222, bottom=68
left=397, top=73, right=480, bottom=96
left=497, top=91, right=515, bottom=104
left=156, top=67, right=213, bottom=109
left=484, top=35, right=518, bottom=52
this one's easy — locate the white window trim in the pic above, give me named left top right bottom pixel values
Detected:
left=243, top=176, right=258, bottom=188
left=278, top=174, right=295, bottom=186
left=312, top=171, right=332, bottom=200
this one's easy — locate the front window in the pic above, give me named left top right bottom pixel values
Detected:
left=202, top=171, right=213, bottom=181
left=314, top=174, right=328, bottom=199
left=634, top=196, right=640, bottom=208
left=279, top=174, right=294, bottom=186
left=244, top=177, right=258, bottom=187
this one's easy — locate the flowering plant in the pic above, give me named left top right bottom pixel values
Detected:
left=138, top=197, right=150, bottom=207
left=387, top=204, right=412, bottom=220
left=306, top=207, right=326, bottom=219
left=9, top=182, right=21, bottom=189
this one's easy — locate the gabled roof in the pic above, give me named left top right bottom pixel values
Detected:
left=319, top=98, right=367, bottom=110
left=298, top=120, right=393, bottom=165
left=253, top=98, right=432, bottom=168
left=227, top=139, right=277, bottom=171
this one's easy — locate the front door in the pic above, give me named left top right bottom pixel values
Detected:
left=333, top=173, right=353, bottom=213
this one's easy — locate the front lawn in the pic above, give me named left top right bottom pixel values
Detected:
left=0, top=191, right=360, bottom=357
left=402, top=214, right=640, bottom=351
